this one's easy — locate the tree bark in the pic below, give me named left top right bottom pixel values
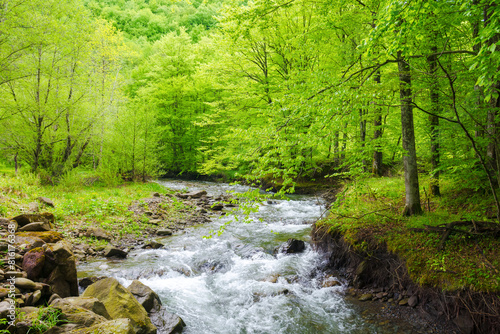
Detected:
left=398, top=51, right=423, bottom=216
left=372, top=71, right=383, bottom=176
left=428, top=46, right=441, bottom=196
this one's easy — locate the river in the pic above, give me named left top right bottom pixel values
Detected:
left=78, top=179, right=423, bottom=334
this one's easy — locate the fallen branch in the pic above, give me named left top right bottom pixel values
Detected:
left=410, top=220, right=500, bottom=251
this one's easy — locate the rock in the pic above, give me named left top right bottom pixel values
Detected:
left=399, top=298, right=409, bottom=306
left=375, top=292, right=385, bottom=299
left=16, top=235, right=46, bottom=251
left=103, top=246, right=128, bottom=258
left=152, top=192, right=161, bottom=197
left=157, top=229, right=173, bottom=236
left=150, top=307, right=185, bottom=334
left=38, top=197, right=55, bottom=207
left=72, top=318, right=136, bottom=334
left=0, top=300, right=13, bottom=319
left=127, top=280, right=161, bottom=313
left=33, top=290, right=42, bottom=304
left=48, top=294, right=61, bottom=305
left=408, top=295, right=418, bottom=307
left=82, top=277, right=157, bottom=334
left=15, top=321, right=31, bottom=334
left=51, top=298, right=108, bottom=327
left=46, top=241, right=78, bottom=297
left=28, top=202, right=40, bottom=213
left=84, top=227, right=113, bottom=241
left=177, top=190, right=207, bottom=199
left=19, top=221, right=52, bottom=232
left=322, top=279, right=341, bottom=288
left=17, top=231, right=63, bottom=244
left=275, top=239, right=306, bottom=254
left=142, top=241, right=164, bottom=249
left=62, top=296, right=111, bottom=320
left=210, top=203, right=224, bottom=210
left=43, top=324, right=85, bottom=334
left=11, top=212, right=54, bottom=227
left=5, top=271, right=24, bottom=278
left=15, top=278, right=38, bottom=290
left=147, top=219, right=162, bottom=226
left=0, top=287, right=8, bottom=298
left=358, top=293, right=373, bottom=301
left=79, top=276, right=106, bottom=289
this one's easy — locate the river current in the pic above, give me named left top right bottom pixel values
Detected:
left=78, top=180, right=422, bottom=334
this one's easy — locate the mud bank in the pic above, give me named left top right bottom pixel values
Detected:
left=311, top=223, right=500, bottom=334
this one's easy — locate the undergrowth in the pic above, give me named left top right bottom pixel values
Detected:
left=319, top=175, right=500, bottom=292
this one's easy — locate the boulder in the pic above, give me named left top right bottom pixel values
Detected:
left=22, top=247, right=46, bottom=280
left=16, top=235, right=46, bottom=251
left=43, top=324, right=85, bottom=334
left=176, top=190, right=207, bottom=199
left=149, top=307, right=185, bottom=334
left=45, top=241, right=78, bottom=297
left=19, top=221, right=52, bottom=232
left=38, top=197, right=55, bottom=207
left=275, top=239, right=306, bottom=254
left=103, top=246, right=128, bottom=258
left=62, top=297, right=111, bottom=320
left=51, top=298, right=107, bottom=327
left=84, top=227, right=113, bottom=241
left=72, top=318, right=136, bottom=334
left=82, top=277, right=157, bottom=334
left=127, top=280, right=161, bottom=313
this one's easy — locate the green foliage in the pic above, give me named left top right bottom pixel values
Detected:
left=26, top=306, right=65, bottom=333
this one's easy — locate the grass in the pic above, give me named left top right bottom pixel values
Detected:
left=319, top=174, right=500, bottom=292
left=0, top=168, right=193, bottom=242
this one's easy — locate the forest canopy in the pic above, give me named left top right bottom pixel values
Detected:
left=0, top=0, right=499, bottom=217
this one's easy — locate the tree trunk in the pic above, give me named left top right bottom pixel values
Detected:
left=372, top=71, right=383, bottom=176
left=360, top=109, right=367, bottom=169
left=428, top=46, right=441, bottom=196
left=398, top=51, right=423, bottom=216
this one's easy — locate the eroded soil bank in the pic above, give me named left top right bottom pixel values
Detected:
left=311, top=223, right=500, bottom=334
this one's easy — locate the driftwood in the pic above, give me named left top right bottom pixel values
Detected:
left=410, top=220, right=500, bottom=251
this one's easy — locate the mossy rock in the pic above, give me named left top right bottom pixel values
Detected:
left=17, top=231, right=63, bottom=244
left=82, top=278, right=157, bottom=334
left=51, top=299, right=107, bottom=327
left=72, top=318, right=135, bottom=334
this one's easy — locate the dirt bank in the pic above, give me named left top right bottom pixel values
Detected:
left=311, top=223, right=500, bottom=334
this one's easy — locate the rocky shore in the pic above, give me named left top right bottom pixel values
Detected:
left=311, top=223, right=500, bottom=334
left=0, top=189, right=236, bottom=333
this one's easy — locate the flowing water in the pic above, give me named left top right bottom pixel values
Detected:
left=78, top=180, right=422, bottom=334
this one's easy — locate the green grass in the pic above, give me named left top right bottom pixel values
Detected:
left=0, top=168, right=193, bottom=241
left=319, top=175, right=500, bottom=292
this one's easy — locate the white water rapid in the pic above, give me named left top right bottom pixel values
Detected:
left=77, top=180, right=421, bottom=334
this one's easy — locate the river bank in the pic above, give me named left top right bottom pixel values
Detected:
left=313, top=176, right=500, bottom=334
